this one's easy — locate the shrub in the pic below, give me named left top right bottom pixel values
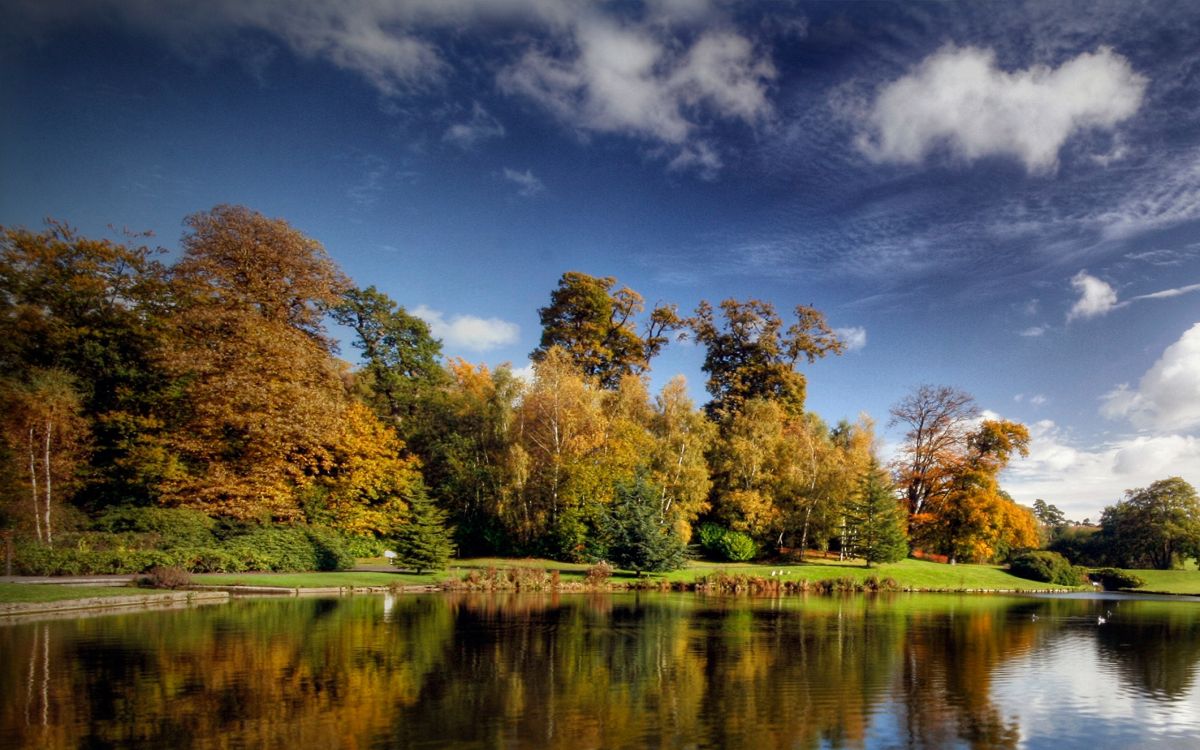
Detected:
left=142, top=565, right=192, bottom=589
left=92, top=507, right=217, bottom=548
left=1090, top=567, right=1146, bottom=590
left=340, top=533, right=386, bottom=559
left=585, top=561, right=614, bottom=586
left=1009, top=551, right=1088, bottom=586
left=223, top=527, right=324, bottom=572
left=697, top=523, right=726, bottom=552
left=303, top=527, right=356, bottom=571
left=715, top=530, right=758, bottom=562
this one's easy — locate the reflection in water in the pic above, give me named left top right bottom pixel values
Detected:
left=0, top=593, right=1197, bottom=749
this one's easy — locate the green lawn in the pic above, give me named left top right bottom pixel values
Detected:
left=1118, top=568, right=1200, bottom=595
left=0, top=583, right=145, bottom=604
left=190, top=570, right=442, bottom=588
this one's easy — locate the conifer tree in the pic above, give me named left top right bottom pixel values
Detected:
left=603, top=475, right=687, bottom=574
left=846, top=461, right=908, bottom=566
left=391, top=491, right=455, bottom=574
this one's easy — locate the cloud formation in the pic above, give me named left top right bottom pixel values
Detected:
left=834, top=326, right=867, bottom=352
left=502, top=168, right=545, bottom=196
left=443, top=102, right=506, bottom=149
left=857, top=46, right=1146, bottom=173
left=412, top=304, right=520, bottom=352
left=1101, top=322, right=1200, bottom=432
left=1066, top=270, right=1118, bottom=321
left=1003, top=419, right=1200, bottom=519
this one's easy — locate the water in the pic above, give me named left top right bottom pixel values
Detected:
left=2, top=592, right=1198, bottom=749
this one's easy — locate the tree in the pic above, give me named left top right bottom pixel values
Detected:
left=603, top=475, right=687, bottom=574
left=0, top=221, right=170, bottom=508
left=648, top=376, right=715, bottom=541
left=1099, top=477, right=1200, bottom=569
left=845, top=460, right=908, bottom=566
left=0, top=369, right=89, bottom=545
left=531, top=271, right=681, bottom=388
left=332, top=286, right=446, bottom=432
left=688, top=299, right=843, bottom=418
left=889, top=385, right=980, bottom=517
left=391, top=491, right=455, bottom=574
left=158, top=205, right=351, bottom=520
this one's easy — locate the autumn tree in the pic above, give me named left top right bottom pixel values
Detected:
left=688, top=299, right=843, bottom=418
left=648, top=376, right=715, bottom=541
left=0, top=370, right=89, bottom=545
left=0, top=221, right=169, bottom=507
left=889, top=385, right=980, bottom=518
left=531, top=271, right=681, bottom=388
left=510, top=347, right=607, bottom=557
left=1098, top=477, right=1200, bottom=569
left=707, top=398, right=790, bottom=543
left=158, top=205, right=351, bottom=520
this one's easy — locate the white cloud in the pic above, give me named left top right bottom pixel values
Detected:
left=834, top=326, right=867, bottom=352
left=1020, top=325, right=1047, bottom=337
left=1101, top=322, right=1200, bottom=432
left=502, top=167, right=545, bottom=196
left=1002, top=419, right=1200, bottom=520
left=412, top=305, right=520, bottom=352
left=1066, top=270, right=1118, bottom=321
left=1030, top=394, right=1048, bottom=406
left=443, top=102, right=506, bottom=149
left=857, top=45, right=1146, bottom=173
left=498, top=21, right=773, bottom=173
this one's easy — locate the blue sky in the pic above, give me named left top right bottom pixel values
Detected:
left=3, top=0, right=1200, bottom=520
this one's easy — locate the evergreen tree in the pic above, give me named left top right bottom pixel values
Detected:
left=603, top=475, right=687, bottom=574
left=846, top=461, right=908, bottom=566
left=391, top=491, right=455, bottom=574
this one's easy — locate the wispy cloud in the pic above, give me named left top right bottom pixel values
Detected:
left=443, top=102, right=505, bottom=149
left=412, top=304, right=520, bottom=352
left=502, top=167, right=545, bottom=197
left=856, top=45, right=1146, bottom=174
left=1019, top=326, right=1047, bottom=338
left=834, top=326, right=867, bottom=352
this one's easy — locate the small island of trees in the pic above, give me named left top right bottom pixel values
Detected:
left=1, top=205, right=1197, bottom=580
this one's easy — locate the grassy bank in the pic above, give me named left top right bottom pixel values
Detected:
left=0, top=583, right=150, bottom=604
left=1121, top=568, right=1200, bottom=595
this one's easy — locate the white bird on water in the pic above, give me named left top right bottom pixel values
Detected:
left=1098, top=615, right=1107, bottom=625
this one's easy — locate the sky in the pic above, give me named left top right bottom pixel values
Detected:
left=2, top=0, right=1199, bottom=521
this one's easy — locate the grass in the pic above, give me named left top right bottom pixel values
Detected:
left=1117, top=568, right=1200, bottom=595
left=190, top=571, right=442, bottom=588
left=0, top=583, right=146, bottom=604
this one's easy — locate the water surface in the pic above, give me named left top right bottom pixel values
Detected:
left=2, top=592, right=1198, bottom=749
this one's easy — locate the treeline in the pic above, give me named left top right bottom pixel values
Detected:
left=1, top=205, right=1043, bottom=572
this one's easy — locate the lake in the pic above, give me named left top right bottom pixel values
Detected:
left=2, top=592, right=1198, bottom=748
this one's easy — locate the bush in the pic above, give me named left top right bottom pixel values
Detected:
left=585, top=561, right=614, bottom=586
left=1009, top=551, right=1088, bottom=586
left=715, top=530, right=758, bottom=562
left=303, top=527, right=356, bottom=571
left=339, top=533, right=386, bottom=559
left=141, top=565, right=192, bottom=589
left=1090, top=567, right=1146, bottom=590
left=92, top=507, right=217, bottom=548
left=697, top=523, right=726, bottom=552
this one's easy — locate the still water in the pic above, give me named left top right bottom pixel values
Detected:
left=2, top=592, right=1199, bottom=749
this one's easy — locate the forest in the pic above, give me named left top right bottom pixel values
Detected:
left=1, top=205, right=1196, bottom=575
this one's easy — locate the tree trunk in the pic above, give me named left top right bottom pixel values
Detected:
left=29, top=427, right=41, bottom=545
left=43, top=418, right=53, bottom=547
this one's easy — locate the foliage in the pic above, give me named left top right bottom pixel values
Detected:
left=531, top=271, right=681, bottom=389
left=844, top=461, right=908, bottom=566
left=1009, top=551, right=1088, bottom=586
left=688, top=298, right=843, bottom=418
left=1098, top=477, right=1200, bottom=570
left=92, top=506, right=217, bottom=547
left=1048, top=525, right=1105, bottom=566
left=1089, top=567, right=1146, bottom=590
left=584, top=560, right=614, bottom=585
left=648, top=376, right=715, bottom=540
left=222, top=526, right=354, bottom=572
left=391, top=492, right=455, bottom=574
left=602, top=475, right=687, bottom=574
left=715, top=529, right=759, bottom=562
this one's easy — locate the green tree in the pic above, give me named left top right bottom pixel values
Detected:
left=332, top=285, right=446, bottom=432
left=688, top=299, right=843, bottom=418
left=1099, top=477, right=1200, bottom=569
left=845, top=460, right=908, bottom=566
left=390, top=490, right=455, bottom=574
left=532, top=271, right=681, bottom=389
left=603, top=475, right=687, bottom=574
